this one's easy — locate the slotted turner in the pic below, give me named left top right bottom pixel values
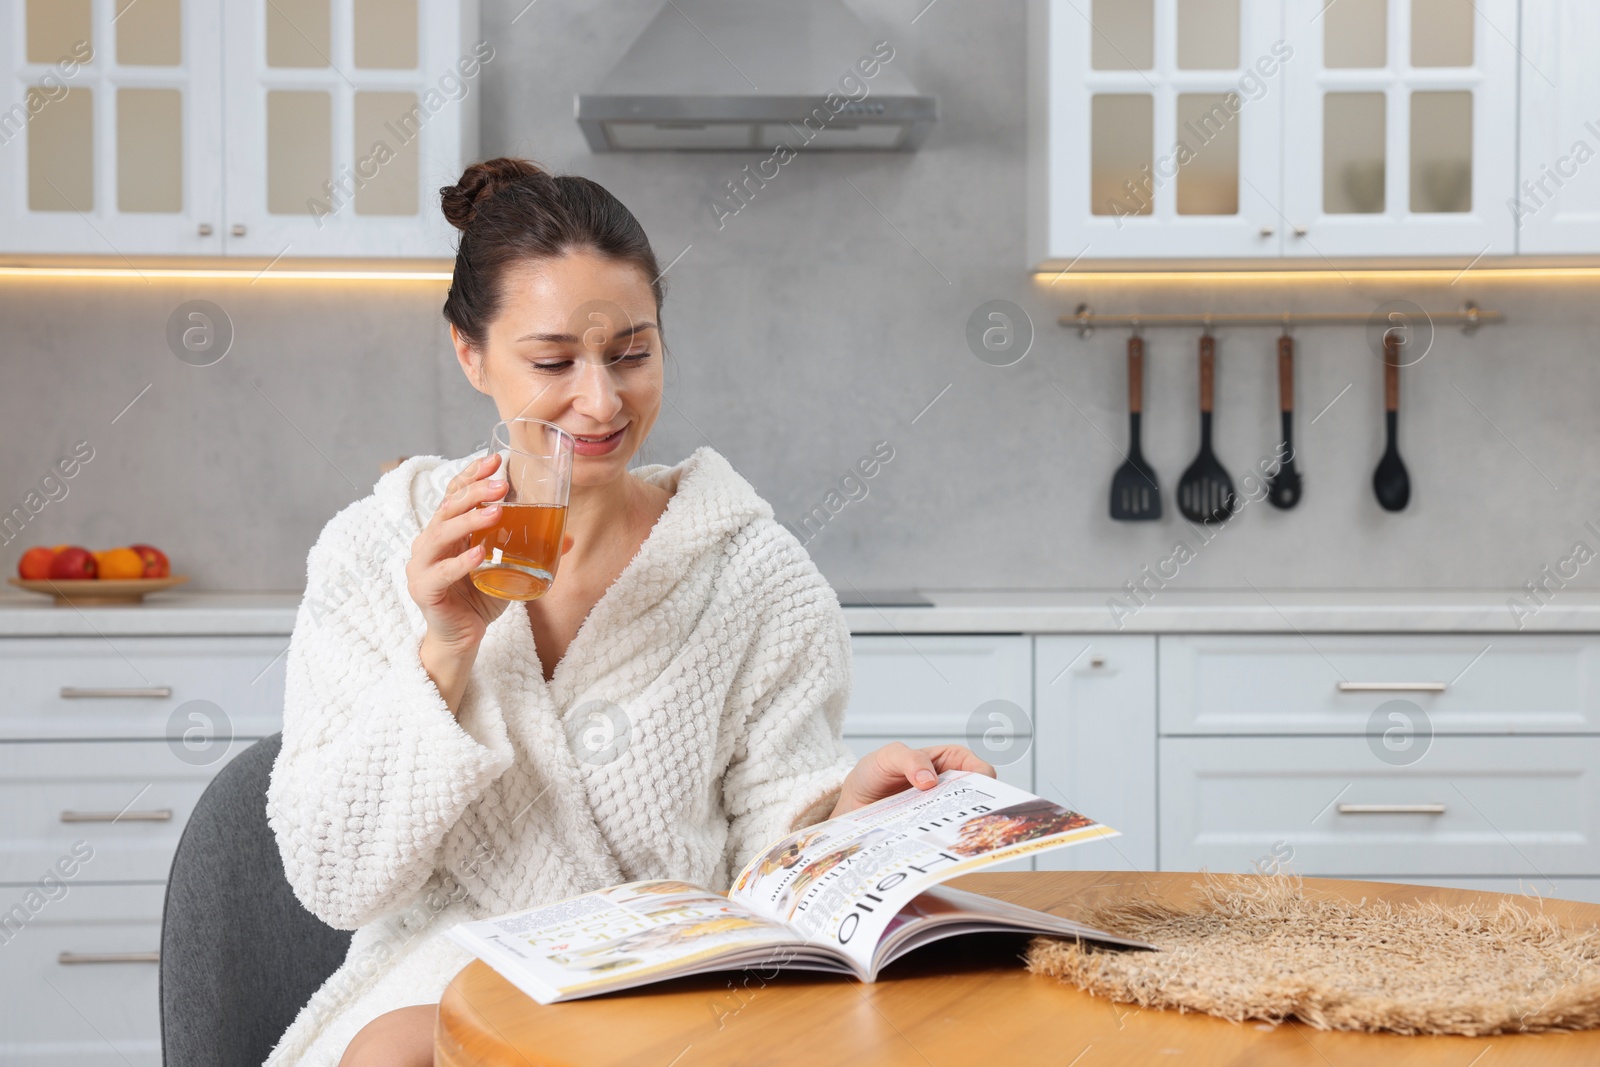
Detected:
left=1110, top=334, right=1161, bottom=521
left=1177, top=334, right=1237, bottom=524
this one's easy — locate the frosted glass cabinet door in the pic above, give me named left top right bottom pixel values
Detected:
left=0, top=0, right=223, bottom=254
left=1517, top=2, right=1600, bottom=253
left=1278, top=0, right=1517, bottom=257
left=220, top=0, right=481, bottom=257
left=1028, top=0, right=1289, bottom=264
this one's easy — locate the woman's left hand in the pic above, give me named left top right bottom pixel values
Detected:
left=830, top=742, right=997, bottom=818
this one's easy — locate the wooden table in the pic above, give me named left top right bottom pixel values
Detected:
left=436, top=871, right=1600, bottom=1066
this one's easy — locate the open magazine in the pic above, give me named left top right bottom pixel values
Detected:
left=446, top=770, right=1155, bottom=1004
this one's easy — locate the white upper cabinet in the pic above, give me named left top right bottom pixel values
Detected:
left=0, top=0, right=480, bottom=258
left=1517, top=2, right=1600, bottom=253
left=1031, top=0, right=1288, bottom=262
left=0, top=0, right=223, bottom=255
left=1278, top=0, right=1517, bottom=258
left=222, top=0, right=481, bottom=258
left=1030, top=0, right=1520, bottom=263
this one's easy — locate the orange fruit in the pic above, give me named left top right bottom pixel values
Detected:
left=94, top=547, right=147, bottom=580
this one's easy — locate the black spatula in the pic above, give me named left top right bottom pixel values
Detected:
left=1177, top=334, right=1237, bottom=524
left=1110, top=334, right=1161, bottom=521
left=1266, top=333, right=1302, bottom=509
left=1373, top=329, right=1411, bottom=511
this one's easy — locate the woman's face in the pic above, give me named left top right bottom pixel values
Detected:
left=454, top=248, right=663, bottom=489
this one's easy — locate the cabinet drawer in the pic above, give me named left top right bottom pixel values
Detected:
left=845, top=635, right=1031, bottom=736
left=0, top=740, right=255, bottom=883
left=1159, top=634, right=1600, bottom=735
left=1160, top=736, right=1600, bottom=876
left=0, top=637, right=287, bottom=740
left=0, top=884, right=163, bottom=1066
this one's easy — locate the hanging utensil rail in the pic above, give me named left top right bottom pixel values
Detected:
left=1061, top=302, right=1502, bottom=338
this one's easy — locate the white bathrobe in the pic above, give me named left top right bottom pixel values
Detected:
left=261, top=445, right=859, bottom=1066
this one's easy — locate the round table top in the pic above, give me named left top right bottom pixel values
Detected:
left=436, top=871, right=1600, bottom=1067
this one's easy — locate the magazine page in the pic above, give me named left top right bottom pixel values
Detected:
left=727, top=770, right=1119, bottom=973
left=869, top=884, right=1156, bottom=976
left=446, top=879, right=846, bottom=1004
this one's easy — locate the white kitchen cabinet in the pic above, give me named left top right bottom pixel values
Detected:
left=844, top=634, right=1032, bottom=738
left=0, top=0, right=480, bottom=258
left=840, top=631, right=1034, bottom=797
left=0, top=632, right=281, bottom=1067
left=1516, top=1, right=1600, bottom=253
left=0, top=634, right=289, bottom=739
left=0, top=0, right=223, bottom=255
left=0, top=738, right=264, bottom=882
left=1160, top=735, right=1600, bottom=877
left=1157, top=633, right=1600, bottom=891
left=1029, top=0, right=1288, bottom=262
left=1278, top=0, right=1517, bottom=257
left=1160, top=633, right=1600, bottom=736
left=0, top=885, right=165, bottom=1067
left=1029, top=0, right=1519, bottom=263
left=221, top=0, right=481, bottom=258
left=1031, top=636, right=1157, bottom=874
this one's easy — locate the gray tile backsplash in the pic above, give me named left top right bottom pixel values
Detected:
left=2, top=1, right=1595, bottom=596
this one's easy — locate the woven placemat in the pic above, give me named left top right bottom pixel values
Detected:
left=1025, top=873, right=1600, bottom=1035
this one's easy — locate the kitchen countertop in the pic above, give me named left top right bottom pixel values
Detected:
left=0, top=588, right=1595, bottom=637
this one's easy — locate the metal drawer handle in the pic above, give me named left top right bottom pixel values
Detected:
left=1338, top=803, right=1446, bottom=815
left=60, top=809, right=173, bottom=823
left=1336, top=682, right=1447, bottom=693
left=58, top=951, right=160, bottom=965
left=60, top=686, right=173, bottom=699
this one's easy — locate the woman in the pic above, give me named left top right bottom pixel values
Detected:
left=263, top=158, right=995, bottom=1067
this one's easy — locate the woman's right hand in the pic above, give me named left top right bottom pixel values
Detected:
left=406, top=453, right=514, bottom=659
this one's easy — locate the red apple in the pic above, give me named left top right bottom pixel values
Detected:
left=17, top=546, right=56, bottom=580
left=47, top=546, right=97, bottom=580
left=128, top=543, right=170, bottom=578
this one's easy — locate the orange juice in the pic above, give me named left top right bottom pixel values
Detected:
left=468, top=502, right=567, bottom=600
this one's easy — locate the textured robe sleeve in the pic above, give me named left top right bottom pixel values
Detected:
left=720, top=526, right=860, bottom=878
left=265, top=496, right=515, bottom=930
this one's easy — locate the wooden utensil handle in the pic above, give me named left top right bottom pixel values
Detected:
left=1199, top=335, right=1215, bottom=413
left=1383, top=330, right=1400, bottom=412
left=1278, top=335, right=1294, bottom=413
left=1128, top=336, right=1144, bottom=414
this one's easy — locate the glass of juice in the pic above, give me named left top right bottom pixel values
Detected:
left=468, top=418, right=574, bottom=601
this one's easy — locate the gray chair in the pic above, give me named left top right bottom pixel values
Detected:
left=160, top=733, right=353, bottom=1067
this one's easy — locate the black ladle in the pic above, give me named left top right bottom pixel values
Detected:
left=1266, top=333, right=1302, bottom=509
left=1373, top=329, right=1411, bottom=511
left=1177, top=334, right=1237, bottom=524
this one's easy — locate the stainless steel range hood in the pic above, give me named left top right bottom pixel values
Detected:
left=575, top=0, right=937, bottom=152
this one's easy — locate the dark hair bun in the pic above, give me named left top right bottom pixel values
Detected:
left=441, top=157, right=665, bottom=348
left=440, top=157, right=547, bottom=231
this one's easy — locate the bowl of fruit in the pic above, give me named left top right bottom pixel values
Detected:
left=9, top=544, right=184, bottom=605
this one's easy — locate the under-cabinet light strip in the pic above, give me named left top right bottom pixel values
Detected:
left=1031, top=267, right=1600, bottom=283
left=0, top=267, right=453, bottom=281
